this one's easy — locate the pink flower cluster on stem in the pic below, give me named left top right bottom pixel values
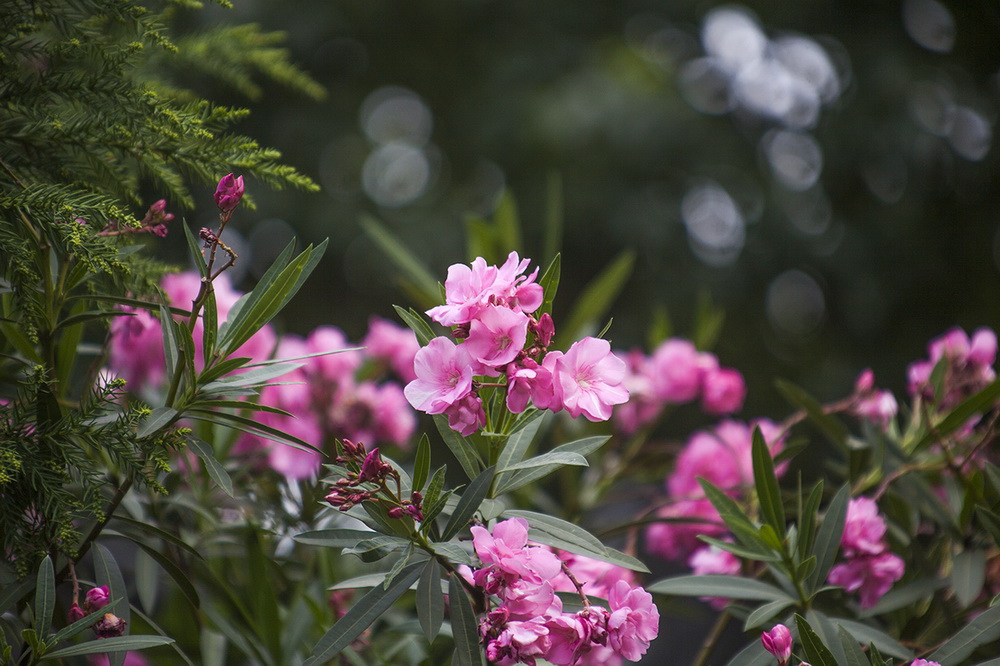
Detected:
left=405, top=253, right=629, bottom=435
left=907, top=326, right=996, bottom=409
left=472, top=518, right=658, bottom=665
left=826, top=497, right=905, bottom=608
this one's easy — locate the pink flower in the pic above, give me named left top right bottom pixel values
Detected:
left=84, top=585, right=110, bottom=612
left=544, top=612, right=592, bottom=666
left=471, top=518, right=562, bottom=592
left=552, top=551, right=635, bottom=601
left=464, top=305, right=530, bottom=372
left=307, top=326, right=363, bottom=384
left=611, top=349, right=661, bottom=435
left=841, top=497, right=888, bottom=557
left=910, top=660, right=942, bottom=666
left=606, top=581, right=659, bottom=661
left=701, top=367, right=747, bottom=415
left=501, top=580, right=558, bottom=619
left=907, top=327, right=997, bottom=407
left=444, top=393, right=486, bottom=436
left=487, top=619, right=551, bottom=665
left=362, top=317, right=419, bottom=382
left=426, top=252, right=543, bottom=326
left=403, top=337, right=475, bottom=414
left=214, top=173, right=245, bottom=213
left=67, top=603, right=85, bottom=623
left=645, top=498, right=728, bottom=561
left=689, top=545, right=742, bottom=609
left=107, top=306, right=166, bottom=394
left=827, top=552, right=905, bottom=608
left=648, top=339, right=704, bottom=403
left=549, top=337, right=629, bottom=422
left=761, top=624, right=792, bottom=665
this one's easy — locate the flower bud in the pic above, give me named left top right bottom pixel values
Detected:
left=214, top=173, right=245, bottom=214
left=387, top=506, right=405, bottom=519
left=84, top=585, right=110, bottom=612
left=93, top=612, right=127, bottom=638
left=67, top=603, right=85, bottom=623
left=761, top=624, right=792, bottom=665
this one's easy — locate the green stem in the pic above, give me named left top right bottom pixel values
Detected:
left=692, top=611, right=730, bottom=666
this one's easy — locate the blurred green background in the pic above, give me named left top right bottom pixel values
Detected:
left=166, top=0, right=1000, bottom=420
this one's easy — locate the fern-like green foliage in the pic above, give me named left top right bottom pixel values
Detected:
left=0, top=0, right=322, bottom=573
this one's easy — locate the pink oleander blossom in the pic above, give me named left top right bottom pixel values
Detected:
left=606, top=581, right=659, bottom=662
left=549, top=337, right=629, bottom=422
left=544, top=612, right=593, bottom=666
left=464, top=304, right=530, bottom=372
left=471, top=518, right=562, bottom=592
left=827, top=552, right=905, bottom=608
left=362, top=316, right=419, bottom=382
left=645, top=498, right=728, bottom=561
left=701, top=367, right=747, bottom=415
left=427, top=252, right=542, bottom=326
left=404, top=337, right=475, bottom=414
left=648, top=339, right=705, bottom=403
left=552, top=551, right=635, bottom=601
left=689, top=545, right=741, bottom=609
left=444, top=393, right=486, bottom=436
left=307, top=326, right=363, bottom=384
left=487, top=619, right=551, bottom=666
left=907, top=326, right=997, bottom=407
left=761, top=624, right=792, bottom=665
left=501, top=580, right=559, bottom=620
left=612, top=349, right=661, bottom=435
left=841, top=497, right=888, bottom=557
left=910, top=660, right=943, bottom=666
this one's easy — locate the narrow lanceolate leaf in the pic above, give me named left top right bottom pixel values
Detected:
left=952, top=548, right=987, bottom=610
left=743, top=599, right=794, bottom=630
left=39, top=636, right=175, bottom=660
left=393, top=305, right=437, bottom=347
left=928, top=602, right=1000, bottom=665
left=449, top=575, right=484, bottom=666
left=916, top=378, right=1000, bottom=451
left=834, top=618, right=913, bottom=660
left=94, top=543, right=130, bottom=666
left=648, top=575, right=795, bottom=602
left=303, top=563, right=423, bottom=666
left=838, top=626, right=870, bottom=666
left=441, top=466, right=496, bottom=541
left=33, top=556, right=54, bottom=634
left=538, top=253, right=561, bottom=317
left=417, top=559, right=444, bottom=642
left=775, top=379, right=849, bottom=447
left=434, top=415, right=484, bottom=481
left=860, top=578, right=948, bottom=617
left=160, top=304, right=178, bottom=379
left=752, top=427, right=785, bottom=536
left=724, top=639, right=774, bottom=666
left=182, top=221, right=209, bottom=278
left=137, top=407, right=178, bottom=439
left=808, top=484, right=850, bottom=592
left=503, top=510, right=649, bottom=573
left=494, top=411, right=545, bottom=480
left=412, top=434, right=431, bottom=494
left=795, top=614, right=839, bottom=666
left=496, top=451, right=588, bottom=474
left=202, top=289, right=218, bottom=365
left=185, top=437, right=234, bottom=498
left=799, top=480, right=824, bottom=560
left=494, top=436, right=608, bottom=496
left=698, top=479, right=772, bottom=557
left=293, top=529, right=379, bottom=548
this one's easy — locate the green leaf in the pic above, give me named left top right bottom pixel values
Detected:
left=953, top=548, right=987, bottom=609
left=0, top=578, right=32, bottom=614
left=504, top=510, right=649, bottom=573
left=39, top=636, right=175, bottom=660
left=185, top=436, right=234, bottom=497
left=808, top=484, right=849, bottom=592
left=421, top=465, right=449, bottom=525
left=203, top=289, right=218, bottom=365
left=434, top=415, right=484, bottom=481
left=182, top=221, right=209, bottom=278
left=928, top=601, right=1000, bottom=665
left=795, top=613, right=839, bottom=666
left=648, top=575, right=795, bottom=602
left=343, top=536, right=410, bottom=561
left=808, top=610, right=848, bottom=666
left=160, top=304, right=178, bottom=380
left=417, top=560, right=444, bottom=642
left=137, top=406, right=178, bottom=439
left=94, top=543, right=130, bottom=666
left=859, top=577, right=948, bottom=617
left=33, top=556, right=54, bottom=635
left=124, top=538, right=200, bottom=610
left=494, top=411, right=545, bottom=483
left=838, top=626, right=870, bottom=666
left=294, top=529, right=380, bottom=548
left=915, top=378, right=1000, bottom=451
left=698, top=478, right=773, bottom=557
left=537, top=253, right=561, bottom=317
left=393, top=305, right=437, bottom=347
left=448, top=575, right=484, bottom=666
left=775, top=379, right=849, bottom=448
left=496, top=451, right=588, bottom=474
left=834, top=618, right=913, bottom=660
left=200, top=360, right=303, bottom=393
left=304, top=563, right=424, bottom=665
left=185, top=410, right=320, bottom=454
left=743, top=599, right=794, bottom=630
left=412, top=434, right=431, bottom=493
left=799, top=480, right=824, bottom=561
left=51, top=604, right=111, bottom=643
left=557, top=250, right=634, bottom=346
left=699, top=536, right=781, bottom=562
left=441, top=466, right=496, bottom=541
left=752, top=427, right=785, bottom=536
left=494, top=435, right=609, bottom=496
left=360, top=216, right=441, bottom=307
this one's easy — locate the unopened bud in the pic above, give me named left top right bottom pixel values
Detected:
left=67, top=603, right=85, bottom=623
left=84, top=585, right=110, bottom=613
left=214, top=173, right=245, bottom=214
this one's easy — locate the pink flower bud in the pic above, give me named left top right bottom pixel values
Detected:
left=359, top=448, right=385, bottom=482
left=84, top=585, right=110, bottom=612
left=67, top=603, right=85, bottom=623
left=387, top=506, right=405, bottom=519
left=214, top=173, right=245, bottom=213
left=761, top=624, right=792, bottom=665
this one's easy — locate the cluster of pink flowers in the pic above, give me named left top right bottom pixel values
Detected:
left=907, top=326, right=996, bottom=409
left=849, top=368, right=898, bottom=430
left=107, top=271, right=419, bottom=478
left=470, top=518, right=659, bottom=665
left=645, top=419, right=785, bottom=562
left=234, top=319, right=418, bottom=479
left=67, top=585, right=127, bottom=639
left=614, top=339, right=747, bottom=435
left=405, top=253, right=629, bottom=435
left=827, top=497, right=905, bottom=608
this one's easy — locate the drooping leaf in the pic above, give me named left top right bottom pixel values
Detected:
left=434, top=416, right=484, bottom=481
left=417, top=560, right=444, bottom=642
left=494, top=436, right=608, bottom=496
left=504, top=510, right=648, bottom=572
left=648, top=575, right=795, bottom=602
left=449, top=575, right=485, bottom=666
left=293, top=529, right=379, bottom=548
left=441, top=466, right=495, bottom=541
left=39, top=636, right=175, bottom=660
left=795, top=613, right=839, bottom=666
left=928, top=602, right=1000, bottom=665
left=185, top=437, right=234, bottom=497
left=33, top=556, right=54, bottom=636
left=137, top=407, right=178, bottom=439
left=303, top=562, right=423, bottom=665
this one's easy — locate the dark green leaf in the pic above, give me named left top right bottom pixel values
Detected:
left=915, top=378, right=1000, bottom=452
left=442, top=466, right=495, bottom=541
left=0, top=578, right=32, bottom=614
left=393, top=305, right=437, bottom=347
left=928, top=601, right=1000, bottom=665
left=185, top=436, right=234, bottom=497
left=504, top=510, right=649, bottom=572
left=859, top=578, right=948, bottom=617
left=125, top=539, right=200, bottom=610
left=743, top=599, right=794, bottom=630
left=417, top=559, right=444, bottom=642
left=808, top=484, right=849, bottom=592
left=412, top=434, right=431, bottom=494
left=953, top=548, right=987, bottom=609
left=724, top=639, right=774, bottom=666
left=795, top=614, right=839, bottom=666
left=496, top=451, right=588, bottom=474
left=160, top=304, right=178, bottom=379
left=137, top=407, right=178, bottom=439
left=33, top=556, right=54, bottom=635
left=776, top=379, right=849, bottom=448
left=838, top=626, right=870, bottom=666
left=493, top=411, right=545, bottom=484
left=293, top=529, right=380, bottom=548
left=698, top=479, right=773, bottom=557
left=538, top=253, right=561, bottom=317
left=39, top=636, right=174, bottom=660
left=834, top=618, right=913, bottom=660
left=94, top=543, right=130, bottom=666
left=434, top=415, right=484, bottom=481
left=808, top=610, right=847, bottom=666
left=495, top=435, right=608, bottom=496
left=699, top=536, right=781, bottom=562
left=752, top=427, right=786, bottom=536
left=448, top=575, right=484, bottom=666
left=648, top=575, right=795, bottom=602
left=799, top=480, right=824, bottom=560
left=182, top=221, right=209, bottom=278
left=203, top=289, right=218, bottom=365
left=303, top=563, right=423, bottom=665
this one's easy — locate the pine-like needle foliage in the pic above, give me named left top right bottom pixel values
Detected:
left=0, top=0, right=322, bottom=572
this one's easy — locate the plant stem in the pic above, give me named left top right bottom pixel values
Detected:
left=692, top=611, right=730, bottom=666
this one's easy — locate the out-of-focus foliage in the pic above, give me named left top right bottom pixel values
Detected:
left=181, top=0, right=1000, bottom=419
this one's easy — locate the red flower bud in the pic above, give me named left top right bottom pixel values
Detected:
left=214, top=173, right=245, bottom=213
